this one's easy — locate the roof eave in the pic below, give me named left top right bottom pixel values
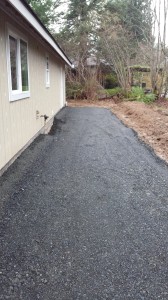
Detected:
left=6, top=0, right=73, bottom=68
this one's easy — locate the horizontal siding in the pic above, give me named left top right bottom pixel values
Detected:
left=0, top=8, right=65, bottom=171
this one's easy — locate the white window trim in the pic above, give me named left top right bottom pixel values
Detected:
left=7, top=27, right=30, bottom=102
left=45, top=55, right=50, bottom=88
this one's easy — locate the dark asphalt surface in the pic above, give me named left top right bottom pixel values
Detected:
left=1, top=107, right=168, bottom=300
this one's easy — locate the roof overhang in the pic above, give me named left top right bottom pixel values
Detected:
left=5, top=0, right=73, bottom=68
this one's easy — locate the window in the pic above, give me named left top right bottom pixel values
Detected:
left=7, top=30, right=30, bottom=101
left=20, top=40, right=29, bottom=92
left=46, top=55, right=50, bottom=87
left=9, top=36, right=18, bottom=91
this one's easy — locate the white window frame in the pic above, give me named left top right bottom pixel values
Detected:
left=45, top=55, right=50, bottom=88
left=7, top=28, right=30, bottom=102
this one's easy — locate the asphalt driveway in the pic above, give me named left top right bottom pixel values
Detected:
left=1, top=107, right=168, bottom=299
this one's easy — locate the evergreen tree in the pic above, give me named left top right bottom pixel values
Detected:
left=55, top=0, right=107, bottom=98
left=126, top=0, right=152, bottom=41
left=106, top=0, right=152, bottom=41
left=58, top=0, right=105, bottom=56
left=25, top=0, right=62, bottom=29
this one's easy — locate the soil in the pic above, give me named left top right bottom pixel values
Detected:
left=68, top=98, right=168, bottom=163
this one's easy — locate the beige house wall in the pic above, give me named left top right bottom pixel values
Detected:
left=0, top=8, right=66, bottom=172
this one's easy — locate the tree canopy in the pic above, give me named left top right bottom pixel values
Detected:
left=25, top=0, right=63, bottom=29
left=106, top=0, right=152, bottom=41
left=26, top=0, right=161, bottom=95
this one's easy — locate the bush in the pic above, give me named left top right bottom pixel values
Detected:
left=66, top=82, right=83, bottom=99
left=104, top=73, right=119, bottom=89
left=143, top=93, right=156, bottom=104
left=67, top=79, right=100, bottom=100
left=128, top=87, right=155, bottom=104
left=105, top=87, right=123, bottom=97
left=128, top=86, right=144, bottom=100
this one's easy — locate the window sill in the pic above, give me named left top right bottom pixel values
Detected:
left=10, top=91, right=30, bottom=102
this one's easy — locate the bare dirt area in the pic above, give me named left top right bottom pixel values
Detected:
left=68, top=99, right=168, bottom=163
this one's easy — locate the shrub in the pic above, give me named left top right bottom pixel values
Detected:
left=66, top=82, right=83, bottom=99
left=143, top=93, right=156, bottom=104
left=105, top=87, right=123, bottom=97
left=104, top=73, right=119, bottom=89
left=128, top=86, right=144, bottom=100
left=128, top=87, right=155, bottom=104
